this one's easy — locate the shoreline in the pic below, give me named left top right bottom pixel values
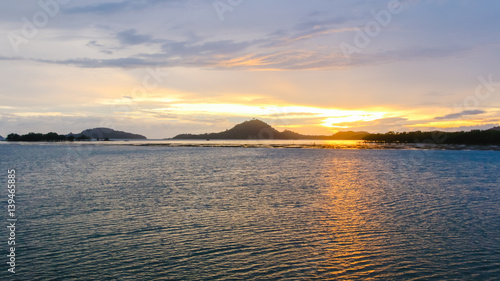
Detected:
left=2, top=141, right=500, bottom=151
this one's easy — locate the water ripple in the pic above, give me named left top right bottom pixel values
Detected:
left=0, top=145, right=498, bottom=280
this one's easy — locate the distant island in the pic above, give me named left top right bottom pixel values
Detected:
left=172, top=119, right=369, bottom=140
left=3, top=121, right=500, bottom=145
left=69, top=128, right=147, bottom=140
left=172, top=119, right=500, bottom=145
left=5, top=128, right=146, bottom=142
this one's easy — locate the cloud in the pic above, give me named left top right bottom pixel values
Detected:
left=37, top=57, right=153, bottom=68
left=116, top=29, right=158, bottom=46
left=0, top=1, right=495, bottom=71
left=325, top=117, right=415, bottom=133
left=65, top=1, right=131, bottom=14
left=267, top=112, right=320, bottom=118
left=413, top=123, right=500, bottom=132
left=86, top=40, right=104, bottom=48
left=64, top=0, right=173, bottom=15
left=161, top=39, right=252, bottom=57
left=434, top=110, right=486, bottom=120
left=293, top=17, right=349, bottom=31
left=0, top=41, right=479, bottom=71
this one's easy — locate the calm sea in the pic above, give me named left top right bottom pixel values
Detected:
left=0, top=142, right=499, bottom=280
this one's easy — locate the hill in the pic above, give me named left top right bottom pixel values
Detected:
left=70, top=128, right=147, bottom=140
left=172, top=119, right=369, bottom=140
left=0, top=135, right=4, bottom=141
left=489, top=126, right=500, bottom=131
left=5, top=128, right=146, bottom=142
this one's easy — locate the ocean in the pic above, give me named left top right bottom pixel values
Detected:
left=0, top=142, right=499, bottom=280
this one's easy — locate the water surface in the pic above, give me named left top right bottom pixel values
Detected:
left=0, top=144, right=498, bottom=280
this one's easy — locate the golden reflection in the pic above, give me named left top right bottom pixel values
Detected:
left=320, top=140, right=364, bottom=146
left=313, top=157, right=387, bottom=278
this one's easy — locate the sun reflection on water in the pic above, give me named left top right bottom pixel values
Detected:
left=312, top=156, right=394, bottom=279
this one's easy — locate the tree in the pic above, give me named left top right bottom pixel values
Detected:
left=6, top=133, right=21, bottom=141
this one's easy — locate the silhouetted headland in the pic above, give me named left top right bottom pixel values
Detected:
left=6, top=128, right=146, bottom=142
left=172, top=119, right=369, bottom=140
left=69, top=128, right=147, bottom=140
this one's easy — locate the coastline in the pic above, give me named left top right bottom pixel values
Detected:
left=2, top=140, right=500, bottom=151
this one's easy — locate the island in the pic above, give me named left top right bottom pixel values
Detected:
left=69, top=128, right=147, bottom=141
left=171, top=119, right=500, bottom=145
left=172, top=119, right=369, bottom=140
left=6, top=128, right=147, bottom=142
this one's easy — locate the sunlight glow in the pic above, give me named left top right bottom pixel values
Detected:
left=321, top=112, right=386, bottom=127
left=161, top=103, right=389, bottom=126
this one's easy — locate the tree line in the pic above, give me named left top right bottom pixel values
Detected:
left=362, top=129, right=500, bottom=145
left=6, top=132, right=92, bottom=142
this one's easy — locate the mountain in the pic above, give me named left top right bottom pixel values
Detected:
left=172, top=119, right=369, bottom=140
left=70, top=128, right=147, bottom=140
left=0, top=135, right=4, bottom=141
left=488, top=126, right=500, bottom=131
left=173, top=119, right=282, bottom=139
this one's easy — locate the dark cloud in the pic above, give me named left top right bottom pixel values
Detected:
left=65, top=1, right=134, bottom=14
left=86, top=40, right=104, bottom=47
left=434, top=110, right=486, bottom=120
left=38, top=57, right=153, bottom=68
left=161, top=39, right=251, bottom=57
left=116, top=29, right=156, bottom=45
left=86, top=41, right=114, bottom=54
left=64, top=0, right=175, bottom=15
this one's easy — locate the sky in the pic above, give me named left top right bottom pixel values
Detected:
left=1, top=0, right=500, bottom=139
